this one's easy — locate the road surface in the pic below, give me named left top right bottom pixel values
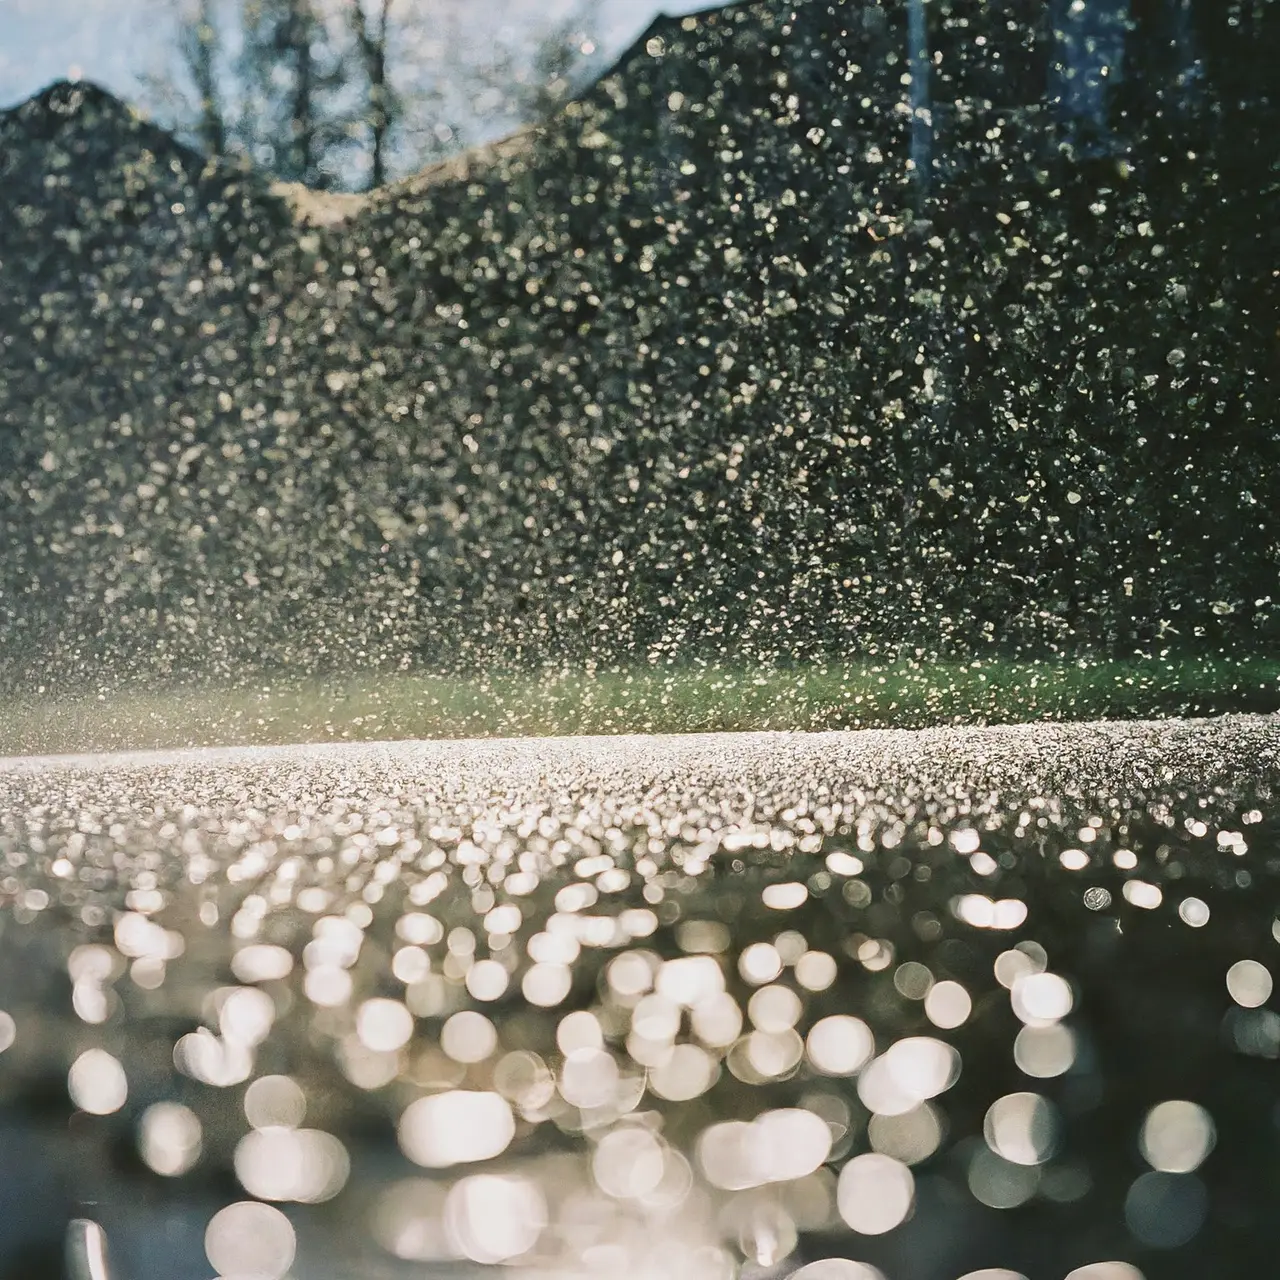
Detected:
left=2, top=716, right=1279, bottom=1280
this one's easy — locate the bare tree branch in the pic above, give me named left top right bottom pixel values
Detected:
left=349, top=0, right=398, bottom=190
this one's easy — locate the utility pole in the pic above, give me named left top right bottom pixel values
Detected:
left=906, top=0, right=932, bottom=205
left=900, top=0, right=946, bottom=618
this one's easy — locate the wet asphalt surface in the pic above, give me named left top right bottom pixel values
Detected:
left=2, top=716, right=1280, bottom=1280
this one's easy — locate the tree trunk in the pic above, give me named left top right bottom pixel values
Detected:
left=181, top=0, right=226, bottom=157
left=351, top=0, right=395, bottom=191
left=286, top=0, right=317, bottom=184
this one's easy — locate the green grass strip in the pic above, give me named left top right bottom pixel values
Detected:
left=2, top=653, right=1277, bottom=757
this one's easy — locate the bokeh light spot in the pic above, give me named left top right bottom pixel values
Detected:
left=444, top=1174, right=545, bottom=1263
left=836, top=1153, right=914, bottom=1234
left=68, top=1048, right=127, bottom=1115
left=984, top=1092, right=1060, bottom=1166
left=398, top=1091, right=515, bottom=1167
left=138, top=1102, right=202, bottom=1176
left=1226, top=959, right=1272, bottom=1008
left=1138, top=1100, right=1216, bottom=1173
left=1124, top=1171, right=1208, bottom=1248
left=205, top=1202, right=296, bottom=1280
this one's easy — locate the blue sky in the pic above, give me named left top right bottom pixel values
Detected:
left=0, top=0, right=724, bottom=111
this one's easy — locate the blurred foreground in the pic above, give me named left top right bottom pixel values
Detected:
left=0, top=718, right=1278, bottom=1278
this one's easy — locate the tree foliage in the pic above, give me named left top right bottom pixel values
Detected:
left=1, top=2, right=1277, bottom=689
